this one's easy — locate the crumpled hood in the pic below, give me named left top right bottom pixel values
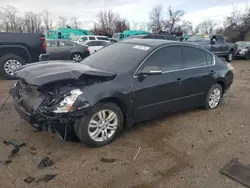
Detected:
left=16, top=61, right=116, bottom=86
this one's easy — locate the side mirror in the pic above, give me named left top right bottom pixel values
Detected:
left=137, top=66, right=162, bottom=76
left=210, top=39, right=216, bottom=44
left=39, top=53, right=50, bottom=61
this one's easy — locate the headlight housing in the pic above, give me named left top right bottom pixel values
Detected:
left=240, top=48, right=248, bottom=53
left=53, top=89, right=83, bottom=113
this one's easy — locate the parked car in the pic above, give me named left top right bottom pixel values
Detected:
left=0, top=32, right=46, bottom=79
left=124, top=34, right=177, bottom=41
left=186, top=34, right=237, bottom=62
left=11, top=39, right=234, bottom=147
left=73, top=35, right=109, bottom=45
left=109, top=38, right=118, bottom=43
left=235, top=41, right=250, bottom=60
left=81, top=40, right=110, bottom=54
left=46, top=39, right=90, bottom=62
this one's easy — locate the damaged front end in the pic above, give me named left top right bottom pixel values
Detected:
left=11, top=76, right=108, bottom=140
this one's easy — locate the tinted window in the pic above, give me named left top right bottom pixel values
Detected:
left=46, top=40, right=57, bottom=47
left=81, top=43, right=150, bottom=74
left=216, top=35, right=224, bottom=43
left=97, top=37, right=109, bottom=41
left=98, top=41, right=108, bottom=46
left=142, top=46, right=183, bottom=71
left=89, top=37, right=95, bottom=40
left=79, top=37, right=87, bottom=42
left=87, top=41, right=99, bottom=46
left=206, top=53, right=213, bottom=65
left=183, top=46, right=207, bottom=68
left=59, top=41, right=74, bottom=47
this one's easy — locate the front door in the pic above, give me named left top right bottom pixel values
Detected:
left=133, top=45, right=184, bottom=121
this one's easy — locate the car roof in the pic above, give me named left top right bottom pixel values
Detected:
left=121, top=39, right=213, bottom=53
left=121, top=39, right=178, bottom=47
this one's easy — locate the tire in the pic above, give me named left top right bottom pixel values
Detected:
left=71, top=53, right=82, bottom=62
left=75, top=102, right=124, bottom=147
left=225, top=50, right=233, bottom=62
left=245, top=53, right=250, bottom=60
left=203, top=84, right=223, bottom=110
left=0, top=54, right=26, bottom=79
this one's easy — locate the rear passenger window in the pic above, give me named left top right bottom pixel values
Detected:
left=182, top=46, right=207, bottom=68
left=97, top=37, right=109, bottom=41
left=143, top=46, right=183, bottom=71
left=206, top=53, right=213, bottom=65
left=89, top=37, right=95, bottom=40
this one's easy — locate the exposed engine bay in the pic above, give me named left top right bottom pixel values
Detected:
left=11, top=74, right=113, bottom=140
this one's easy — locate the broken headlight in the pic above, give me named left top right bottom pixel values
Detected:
left=53, top=89, right=83, bottom=113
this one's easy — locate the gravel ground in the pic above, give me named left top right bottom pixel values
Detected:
left=0, top=60, right=250, bottom=188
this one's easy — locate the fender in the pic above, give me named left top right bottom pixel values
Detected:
left=0, top=45, right=32, bottom=63
left=78, top=81, right=133, bottom=117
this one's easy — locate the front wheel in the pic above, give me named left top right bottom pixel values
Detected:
left=204, top=84, right=223, bottom=110
left=75, top=102, right=124, bottom=147
left=226, top=51, right=233, bottom=62
left=245, top=52, right=250, bottom=60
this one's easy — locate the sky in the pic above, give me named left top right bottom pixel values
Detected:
left=0, top=0, right=250, bottom=29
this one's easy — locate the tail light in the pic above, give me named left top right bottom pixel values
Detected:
left=40, top=36, right=46, bottom=51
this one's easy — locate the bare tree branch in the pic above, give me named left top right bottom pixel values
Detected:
left=70, top=17, right=81, bottom=29
left=41, top=10, right=52, bottom=30
left=149, top=5, right=163, bottom=33
left=57, top=16, right=67, bottom=28
left=195, top=19, right=217, bottom=34
left=164, top=6, right=185, bottom=32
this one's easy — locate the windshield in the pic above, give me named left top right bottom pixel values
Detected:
left=71, top=35, right=82, bottom=41
left=81, top=42, right=151, bottom=74
left=187, top=35, right=210, bottom=42
left=236, top=41, right=250, bottom=48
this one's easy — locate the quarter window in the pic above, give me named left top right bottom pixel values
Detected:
left=206, top=53, right=213, bottom=65
left=89, top=37, right=96, bottom=40
left=142, top=46, right=183, bottom=71
left=182, top=46, right=207, bottom=68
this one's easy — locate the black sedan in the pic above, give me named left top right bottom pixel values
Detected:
left=11, top=39, right=234, bottom=147
left=46, top=39, right=90, bottom=62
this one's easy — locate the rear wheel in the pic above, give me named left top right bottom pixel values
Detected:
left=71, top=53, right=82, bottom=62
left=75, top=102, right=123, bottom=147
left=0, top=54, right=25, bottom=79
left=204, top=84, right=223, bottom=110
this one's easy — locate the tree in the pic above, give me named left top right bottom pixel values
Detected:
left=180, top=20, right=193, bottom=34
left=70, top=17, right=81, bottom=29
left=23, top=11, right=43, bottom=33
left=164, top=6, right=185, bottom=32
left=0, top=5, right=23, bottom=32
left=115, top=19, right=130, bottom=32
left=41, top=10, right=53, bottom=30
left=96, top=10, right=120, bottom=36
left=224, top=5, right=250, bottom=41
left=195, top=19, right=216, bottom=34
left=57, top=16, right=67, bottom=27
left=149, top=5, right=164, bottom=33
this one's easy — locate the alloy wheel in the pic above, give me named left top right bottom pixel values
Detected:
left=88, top=109, right=118, bottom=142
left=208, top=88, right=221, bottom=108
left=4, top=59, right=22, bottom=76
left=72, top=54, right=82, bottom=62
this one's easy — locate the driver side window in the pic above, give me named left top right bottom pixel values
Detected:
left=141, top=46, right=183, bottom=72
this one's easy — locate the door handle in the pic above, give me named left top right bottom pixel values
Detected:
left=209, top=70, right=215, bottom=75
left=176, top=78, right=182, bottom=84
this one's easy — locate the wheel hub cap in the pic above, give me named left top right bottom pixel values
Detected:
left=88, top=109, right=118, bottom=142
left=4, top=60, right=22, bottom=75
left=208, top=88, right=221, bottom=108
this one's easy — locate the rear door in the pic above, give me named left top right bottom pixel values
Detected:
left=133, top=45, right=184, bottom=121
left=57, top=41, right=75, bottom=60
left=180, top=46, right=216, bottom=108
left=46, top=40, right=61, bottom=60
